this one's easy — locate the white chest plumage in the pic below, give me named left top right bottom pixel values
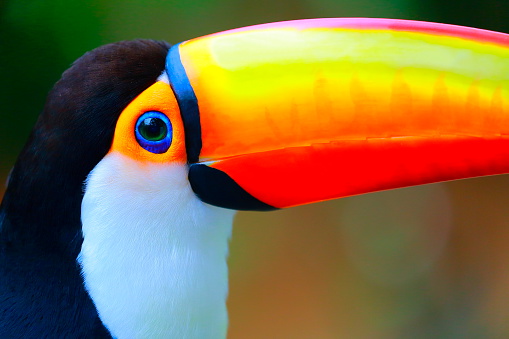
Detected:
left=79, top=152, right=235, bottom=339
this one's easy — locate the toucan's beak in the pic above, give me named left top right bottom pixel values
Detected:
left=165, top=18, right=509, bottom=211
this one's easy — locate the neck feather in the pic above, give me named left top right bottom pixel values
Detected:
left=79, top=152, right=235, bottom=339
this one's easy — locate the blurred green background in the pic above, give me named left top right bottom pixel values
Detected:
left=2, top=1, right=509, bottom=338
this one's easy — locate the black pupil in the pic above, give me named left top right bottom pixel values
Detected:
left=139, top=117, right=167, bottom=141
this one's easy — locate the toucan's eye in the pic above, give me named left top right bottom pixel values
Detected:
left=135, top=111, right=173, bottom=154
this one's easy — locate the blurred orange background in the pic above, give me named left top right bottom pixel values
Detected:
left=2, top=0, right=509, bottom=338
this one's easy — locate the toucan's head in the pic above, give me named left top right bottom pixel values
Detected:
left=2, top=18, right=509, bottom=339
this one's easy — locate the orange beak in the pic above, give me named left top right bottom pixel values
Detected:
left=165, top=18, right=509, bottom=210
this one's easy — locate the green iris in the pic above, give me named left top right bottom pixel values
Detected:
left=138, top=117, right=167, bottom=141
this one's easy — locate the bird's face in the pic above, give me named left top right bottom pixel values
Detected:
left=111, top=80, right=186, bottom=164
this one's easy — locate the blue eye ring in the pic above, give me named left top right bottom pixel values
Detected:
left=135, top=111, right=173, bottom=154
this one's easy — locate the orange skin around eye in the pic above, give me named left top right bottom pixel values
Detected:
left=110, top=81, right=187, bottom=164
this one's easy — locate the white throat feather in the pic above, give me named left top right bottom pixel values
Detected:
left=79, top=152, right=235, bottom=339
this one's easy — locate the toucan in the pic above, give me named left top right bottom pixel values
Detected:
left=1, top=18, right=509, bottom=339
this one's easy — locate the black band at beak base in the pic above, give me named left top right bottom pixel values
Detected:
left=166, top=44, right=202, bottom=164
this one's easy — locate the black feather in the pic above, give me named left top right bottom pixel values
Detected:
left=0, top=39, right=170, bottom=337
